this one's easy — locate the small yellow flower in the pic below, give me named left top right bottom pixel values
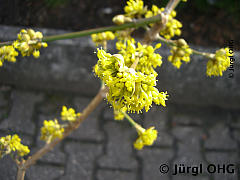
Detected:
left=0, top=45, right=18, bottom=66
left=91, top=31, right=115, bottom=47
left=33, top=50, right=40, bottom=58
left=14, top=28, right=47, bottom=58
left=116, top=39, right=162, bottom=75
left=206, top=48, right=231, bottom=77
left=113, top=106, right=127, bottom=121
left=40, top=119, right=64, bottom=143
left=134, top=127, right=158, bottom=150
left=124, top=0, right=147, bottom=18
left=168, top=39, right=192, bottom=69
left=0, top=134, right=30, bottom=158
left=42, top=42, right=48, bottom=48
left=61, top=106, right=81, bottom=122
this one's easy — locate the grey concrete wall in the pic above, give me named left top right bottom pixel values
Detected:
left=0, top=25, right=239, bottom=109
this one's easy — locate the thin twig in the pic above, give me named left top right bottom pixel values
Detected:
left=156, top=35, right=213, bottom=58
left=0, top=15, right=163, bottom=46
left=165, top=0, right=181, bottom=15
left=122, top=112, right=145, bottom=132
left=142, top=0, right=181, bottom=44
left=16, top=86, right=108, bottom=180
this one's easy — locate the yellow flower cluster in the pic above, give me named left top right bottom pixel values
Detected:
left=145, top=5, right=163, bottom=22
left=160, top=9, right=182, bottom=39
left=146, top=6, right=182, bottom=39
left=0, top=45, right=18, bottom=67
left=91, top=31, right=115, bottom=47
left=206, top=48, right=231, bottom=77
left=0, top=29, right=47, bottom=67
left=61, top=106, right=81, bottom=122
left=168, top=39, right=192, bottom=69
left=13, top=29, right=47, bottom=58
left=40, top=120, right=64, bottom=143
left=134, top=127, right=158, bottom=150
left=41, top=106, right=81, bottom=143
left=0, top=134, right=30, bottom=158
left=116, top=39, right=162, bottom=75
left=94, top=49, right=168, bottom=113
left=124, top=0, right=147, bottom=18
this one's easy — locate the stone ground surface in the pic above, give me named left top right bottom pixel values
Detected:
left=0, top=87, right=239, bottom=180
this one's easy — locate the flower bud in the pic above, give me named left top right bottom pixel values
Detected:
left=27, top=29, right=36, bottom=39
left=113, top=15, right=125, bottom=25
left=177, top=39, right=187, bottom=46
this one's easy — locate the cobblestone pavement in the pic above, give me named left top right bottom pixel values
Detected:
left=0, top=87, right=239, bottom=180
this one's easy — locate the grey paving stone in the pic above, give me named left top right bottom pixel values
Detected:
left=172, top=114, right=203, bottom=126
left=171, top=105, right=231, bottom=128
left=0, top=108, right=8, bottom=120
left=103, top=107, right=114, bottom=121
left=144, top=106, right=173, bottom=147
left=37, top=94, right=72, bottom=115
left=60, top=142, right=102, bottom=180
left=138, top=148, right=174, bottom=180
left=232, top=129, right=240, bottom=143
left=0, top=156, right=17, bottom=180
left=0, top=91, right=10, bottom=120
left=205, top=152, right=238, bottom=165
left=144, top=105, right=168, bottom=130
left=230, top=115, right=240, bottom=129
left=205, top=152, right=238, bottom=180
left=172, top=127, right=204, bottom=151
left=31, top=142, right=66, bottom=165
left=96, top=170, right=136, bottom=180
left=172, top=175, right=210, bottom=180
left=172, top=127, right=207, bottom=170
left=204, top=123, right=237, bottom=150
left=27, top=165, right=64, bottom=180
left=33, top=114, right=66, bottom=164
left=98, top=121, right=138, bottom=170
left=0, top=88, right=239, bottom=180
left=154, top=131, right=173, bottom=147
left=0, top=90, right=43, bottom=135
left=67, top=97, right=104, bottom=141
left=0, top=91, right=8, bottom=107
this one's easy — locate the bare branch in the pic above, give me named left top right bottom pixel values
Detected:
left=17, top=86, right=108, bottom=180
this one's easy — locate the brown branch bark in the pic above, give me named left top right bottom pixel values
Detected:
left=142, top=0, right=181, bottom=44
left=16, top=86, right=108, bottom=180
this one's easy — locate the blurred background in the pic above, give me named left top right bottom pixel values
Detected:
left=0, top=0, right=239, bottom=48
